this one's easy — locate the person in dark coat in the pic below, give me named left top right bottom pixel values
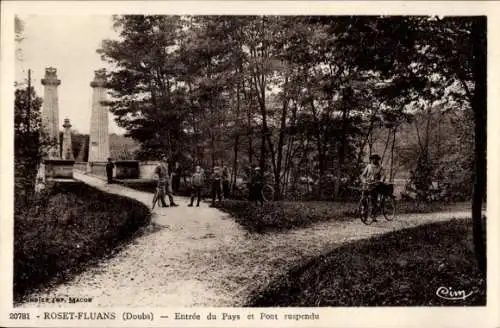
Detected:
left=172, top=162, right=182, bottom=193
left=106, top=157, right=114, bottom=184
left=210, top=166, right=223, bottom=207
left=250, top=166, right=264, bottom=205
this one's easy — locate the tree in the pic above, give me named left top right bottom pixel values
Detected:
left=470, top=17, right=486, bottom=274
left=98, top=15, right=188, bottom=159
left=14, top=86, right=44, bottom=208
left=14, top=16, right=48, bottom=207
left=97, top=16, right=485, bottom=237
left=336, top=16, right=486, bottom=273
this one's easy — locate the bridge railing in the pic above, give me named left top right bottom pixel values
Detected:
left=74, top=162, right=88, bottom=172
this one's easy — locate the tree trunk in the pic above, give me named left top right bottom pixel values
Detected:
left=381, top=128, right=391, bottom=163
left=335, top=102, right=350, bottom=198
left=471, top=16, right=487, bottom=274
left=356, top=115, right=376, bottom=167
left=282, top=101, right=298, bottom=199
left=248, top=122, right=254, bottom=165
left=389, top=126, right=397, bottom=181
left=232, top=136, right=239, bottom=191
left=232, top=81, right=242, bottom=192
left=274, top=75, right=290, bottom=200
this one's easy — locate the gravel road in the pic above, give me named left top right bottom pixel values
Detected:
left=18, top=171, right=471, bottom=307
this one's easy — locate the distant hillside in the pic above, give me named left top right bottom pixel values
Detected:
left=73, top=133, right=141, bottom=161
left=366, top=108, right=469, bottom=181
left=109, top=133, right=141, bottom=160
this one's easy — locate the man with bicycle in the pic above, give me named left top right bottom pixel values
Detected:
left=154, top=155, right=179, bottom=208
left=360, top=154, right=386, bottom=220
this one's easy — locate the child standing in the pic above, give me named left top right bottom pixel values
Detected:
left=210, top=166, right=223, bottom=207
left=188, top=165, right=205, bottom=207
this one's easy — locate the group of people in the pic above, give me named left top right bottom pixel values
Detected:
left=153, top=155, right=234, bottom=208
left=109, top=153, right=385, bottom=212
left=109, top=150, right=384, bottom=213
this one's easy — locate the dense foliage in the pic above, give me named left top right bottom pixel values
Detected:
left=98, top=15, right=480, bottom=203
left=98, top=15, right=486, bottom=273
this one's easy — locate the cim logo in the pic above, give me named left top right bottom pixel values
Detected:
left=436, top=286, right=473, bottom=301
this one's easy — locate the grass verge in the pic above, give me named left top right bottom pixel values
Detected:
left=14, top=182, right=151, bottom=302
left=216, top=200, right=470, bottom=233
left=247, top=218, right=486, bottom=306
left=216, top=201, right=353, bottom=233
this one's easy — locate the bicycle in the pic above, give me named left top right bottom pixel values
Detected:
left=151, top=186, right=161, bottom=209
left=232, top=182, right=275, bottom=201
left=357, top=182, right=396, bottom=225
left=151, top=182, right=171, bottom=209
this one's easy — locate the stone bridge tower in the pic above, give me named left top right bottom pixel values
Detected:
left=41, top=67, right=61, bottom=159
left=88, top=69, right=109, bottom=162
left=62, top=118, right=74, bottom=160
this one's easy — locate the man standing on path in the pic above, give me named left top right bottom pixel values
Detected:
left=154, top=155, right=179, bottom=207
left=210, top=166, right=223, bottom=207
left=188, top=164, right=205, bottom=207
left=106, top=157, right=115, bottom=184
left=251, top=166, right=264, bottom=206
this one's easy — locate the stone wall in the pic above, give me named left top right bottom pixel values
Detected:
left=74, top=162, right=88, bottom=172
left=115, top=160, right=139, bottom=179
left=89, top=162, right=108, bottom=179
left=44, top=159, right=75, bottom=179
left=75, top=161, right=162, bottom=181
left=138, top=161, right=160, bottom=180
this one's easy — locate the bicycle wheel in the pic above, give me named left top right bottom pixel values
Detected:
left=359, top=197, right=373, bottom=225
left=151, top=189, right=159, bottom=209
left=262, top=184, right=275, bottom=201
left=381, top=195, right=396, bottom=221
left=232, top=186, right=247, bottom=200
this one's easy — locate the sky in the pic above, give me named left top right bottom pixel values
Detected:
left=15, top=15, right=125, bottom=135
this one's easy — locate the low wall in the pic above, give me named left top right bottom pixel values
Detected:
left=44, top=159, right=75, bottom=179
left=89, top=162, right=108, bottom=179
left=74, top=162, right=87, bottom=172
left=138, top=161, right=160, bottom=180
left=75, top=161, right=157, bottom=180
left=115, top=160, right=139, bottom=179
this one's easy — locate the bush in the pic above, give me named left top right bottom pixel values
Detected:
left=14, top=182, right=151, bottom=300
left=247, top=218, right=486, bottom=306
left=216, top=200, right=354, bottom=233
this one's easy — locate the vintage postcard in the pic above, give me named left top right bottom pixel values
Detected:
left=1, top=1, right=499, bottom=327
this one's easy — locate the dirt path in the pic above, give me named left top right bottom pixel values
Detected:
left=19, top=171, right=471, bottom=307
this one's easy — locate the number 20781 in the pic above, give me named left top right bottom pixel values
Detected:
left=9, top=313, right=30, bottom=320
